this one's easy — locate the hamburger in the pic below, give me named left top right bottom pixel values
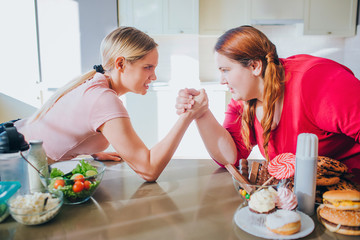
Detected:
left=323, top=190, right=360, bottom=210
left=318, top=190, right=360, bottom=236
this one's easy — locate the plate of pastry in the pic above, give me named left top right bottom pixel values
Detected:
left=233, top=206, right=314, bottom=239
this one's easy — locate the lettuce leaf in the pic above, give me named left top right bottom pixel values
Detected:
left=50, top=168, right=64, bottom=178
left=72, top=159, right=97, bottom=175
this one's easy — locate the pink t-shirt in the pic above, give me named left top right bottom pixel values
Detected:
left=223, top=55, right=360, bottom=173
left=16, top=73, right=129, bottom=161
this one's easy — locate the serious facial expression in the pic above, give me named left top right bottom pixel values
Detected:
left=215, top=52, right=261, bottom=102
left=122, top=48, right=158, bottom=95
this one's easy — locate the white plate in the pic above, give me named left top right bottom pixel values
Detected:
left=233, top=207, right=315, bottom=239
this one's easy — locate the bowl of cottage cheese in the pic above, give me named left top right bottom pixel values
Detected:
left=7, top=190, right=63, bottom=225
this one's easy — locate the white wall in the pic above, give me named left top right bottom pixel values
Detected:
left=344, top=25, right=360, bottom=78
left=0, top=0, right=41, bottom=108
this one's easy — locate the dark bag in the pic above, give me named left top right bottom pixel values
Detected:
left=0, top=119, right=29, bottom=153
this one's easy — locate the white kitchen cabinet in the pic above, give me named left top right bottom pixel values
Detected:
left=304, top=0, right=358, bottom=37
left=164, top=0, right=199, bottom=34
left=199, top=0, right=250, bottom=35
left=250, top=0, right=304, bottom=25
left=118, top=0, right=199, bottom=34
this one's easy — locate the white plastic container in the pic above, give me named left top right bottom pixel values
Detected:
left=0, top=152, right=29, bottom=195
left=27, top=140, right=49, bottom=193
left=294, top=133, right=318, bottom=216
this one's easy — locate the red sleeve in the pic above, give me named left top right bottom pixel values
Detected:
left=301, top=62, right=360, bottom=142
left=222, top=99, right=256, bottom=166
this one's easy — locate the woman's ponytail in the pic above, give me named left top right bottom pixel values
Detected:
left=261, top=51, right=285, bottom=160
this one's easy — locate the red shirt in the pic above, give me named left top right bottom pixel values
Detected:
left=223, top=55, right=360, bottom=174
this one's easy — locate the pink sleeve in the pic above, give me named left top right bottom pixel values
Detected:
left=221, top=99, right=255, bottom=167
left=88, top=89, right=129, bottom=132
left=302, top=63, right=360, bottom=142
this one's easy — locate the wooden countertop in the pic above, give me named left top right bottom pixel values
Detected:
left=0, top=159, right=357, bottom=239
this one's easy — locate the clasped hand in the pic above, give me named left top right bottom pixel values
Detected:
left=175, top=88, right=209, bottom=119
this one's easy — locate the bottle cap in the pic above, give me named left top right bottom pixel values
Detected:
left=0, top=121, right=29, bottom=153
left=29, top=140, right=44, bottom=145
left=295, top=133, right=318, bottom=159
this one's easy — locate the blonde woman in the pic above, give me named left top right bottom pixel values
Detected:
left=15, top=27, right=207, bottom=182
left=176, top=26, right=360, bottom=182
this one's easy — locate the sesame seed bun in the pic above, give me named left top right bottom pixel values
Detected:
left=323, top=190, right=360, bottom=210
left=321, top=221, right=360, bottom=236
left=323, top=190, right=360, bottom=201
left=318, top=206, right=360, bottom=236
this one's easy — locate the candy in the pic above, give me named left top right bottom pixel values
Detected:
left=268, top=153, right=296, bottom=180
left=225, top=164, right=254, bottom=193
left=241, top=190, right=247, bottom=197
left=249, top=161, right=260, bottom=184
left=240, top=159, right=249, bottom=178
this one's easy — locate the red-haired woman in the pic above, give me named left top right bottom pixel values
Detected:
left=176, top=25, right=360, bottom=183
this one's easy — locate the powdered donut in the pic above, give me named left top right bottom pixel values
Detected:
left=265, top=210, right=301, bottom=235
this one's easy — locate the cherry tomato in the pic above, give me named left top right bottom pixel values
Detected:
left=73, top=181, right=84, bottom=192
left=74, top=174, right=85, bottom=183
left=84, top=180, right=91, bottom=190
left=54, top=179, right=65, bottom=189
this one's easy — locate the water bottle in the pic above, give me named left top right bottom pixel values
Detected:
left=27, top=140, right=49, bottom=193
left=294, top=133, right=318, bottom=216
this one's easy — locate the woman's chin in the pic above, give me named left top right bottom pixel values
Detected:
left=140, top=89, right=148, bottom=95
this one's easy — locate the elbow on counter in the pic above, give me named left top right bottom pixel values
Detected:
left=140, top=173, right=159, bottom=183
left=137, top=169, right=160, bottom=182
left=211, top=155, right=237, bottom=168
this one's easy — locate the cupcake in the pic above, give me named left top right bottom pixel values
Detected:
left=248, top=187, right=277, bottom=214
left=276, top=187, right=298, bottom=211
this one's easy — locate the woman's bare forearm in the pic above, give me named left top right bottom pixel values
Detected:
left=195, top=109, right=237, bottom=165
left=148, top=113, right=193, bottom=180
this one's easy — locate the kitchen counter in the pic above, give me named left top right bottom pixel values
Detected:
left=0, top=159, right=357, bottom=240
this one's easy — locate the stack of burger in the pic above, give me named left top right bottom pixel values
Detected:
left=318, top=190, right=360, bottom=236
left=315, top=156, right=359, bottom=203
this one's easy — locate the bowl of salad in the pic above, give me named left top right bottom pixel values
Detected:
left=40, top=159, right=105, bottom=204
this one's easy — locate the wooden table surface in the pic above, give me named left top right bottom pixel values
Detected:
left=0, top=158, right=358, bottom=240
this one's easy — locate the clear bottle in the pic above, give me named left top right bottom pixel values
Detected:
left=294, top=133, right=318, bottom=216
left=27, top=140, right=49, bottom=193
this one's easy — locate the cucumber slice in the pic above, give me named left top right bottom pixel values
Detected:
left=85, top=170, right=97, bottom=177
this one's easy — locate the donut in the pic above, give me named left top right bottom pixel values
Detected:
left=265, top=210, right=301, bottom=235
